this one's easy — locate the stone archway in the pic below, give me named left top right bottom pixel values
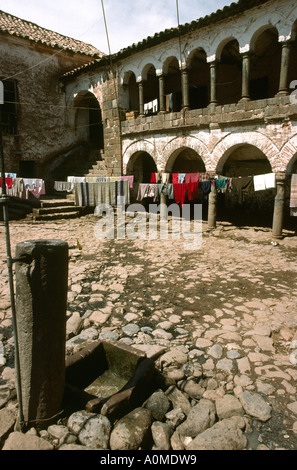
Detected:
left=74, top=90, right=103, bottom=150
left=160, top=135, right=211, bottom=172
left=213, top=132, right=279, bottom=174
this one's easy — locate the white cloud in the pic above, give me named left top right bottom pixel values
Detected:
left=0, top=0, right=234, bottom=53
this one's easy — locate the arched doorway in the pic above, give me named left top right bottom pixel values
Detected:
left=188, top=48, right=210, bottom=110
left=163, top=57, right=182, bottom=112
left=249, top=27, right=281, bottom=100
left=168, top=148, right=206, bottom=173
left=74, top=91, right=104, bottom=149
left=219, top=144, right=274, bottom=226
left=216, top=39, right=242, bottom=105
left=126, top=151, right=157, bottom=202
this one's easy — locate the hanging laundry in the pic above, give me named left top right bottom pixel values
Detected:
left=264, top=173, right=276, bottom=189
left=253, top=174, right=266, bottom=191
left=173, top=183, right=188, bottom=207
left=200, top=180, right=211, bottom=199
left=231, top=176, right=254, bottom=204
left=150, top=173, right=157, bottom=183
left=185, top=173, right=200, bottom=183
left=199, top=172, right=210, bottom=182
left=120, top=175, right=134, bottom=189
left=187, top=182, right=199, bottom=201
left=161, top=173, right=170, bottom=184
left=54, top=181, right=73, bottom=192
left=0, top=177, right=13, bottom=189
left=171, top=173, right=179, bottom=184
left=137, top=183, right=158, bottom=201
left=178, top=173, right=186, bottom=183
left=157, top=183, right=174, bottom=200
left=290, top=174, right=297, bottom=209
left=215, top=178, right=228, bottom=192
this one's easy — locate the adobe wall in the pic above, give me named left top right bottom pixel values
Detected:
left=0, top=35, right=95, bottom=176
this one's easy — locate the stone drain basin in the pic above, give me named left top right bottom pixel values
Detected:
left=63, top=340, right=157, bottom=422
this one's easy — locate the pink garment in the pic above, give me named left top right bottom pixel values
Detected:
left=185, top=173, right=200, bottom=183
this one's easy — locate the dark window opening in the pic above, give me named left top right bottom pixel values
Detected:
left=19, top=161, right=36, bottom=178
left=0, top=79, right=18, bottom=135
left=249, top=77, right=269, bottom=100
left=189, top=86, right=208, bottom=110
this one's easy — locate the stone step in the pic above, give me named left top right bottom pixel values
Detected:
left=33, top=205, right=79, bottom=216
left=40, top=199, right=75, bottom=208
left=32, top=209, right=82, bottom=221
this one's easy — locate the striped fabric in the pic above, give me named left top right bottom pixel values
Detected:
left=290, top=174, right=297, bottom=208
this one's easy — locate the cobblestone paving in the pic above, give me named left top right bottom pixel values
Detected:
left=1, top=214, right=297, bottom=449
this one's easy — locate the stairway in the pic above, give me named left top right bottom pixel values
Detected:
left=32, top=197, right=83, bottom=221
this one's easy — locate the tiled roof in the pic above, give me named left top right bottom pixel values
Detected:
left=61, top=0, right=272, bottom=79
left=0, top=9, right=103, bottom=57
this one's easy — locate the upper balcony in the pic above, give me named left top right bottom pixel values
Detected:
left=120, top=94, right=297, bottom=137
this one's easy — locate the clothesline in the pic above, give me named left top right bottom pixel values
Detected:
left=73, top=180, right=130, bottom=207
left=0, top=176, right=45, bottom=199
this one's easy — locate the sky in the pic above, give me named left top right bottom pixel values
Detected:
left=0, top=0, right=234, bottom=54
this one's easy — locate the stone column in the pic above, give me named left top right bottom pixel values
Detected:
left=138, top=80, right=144, bottom=116
left=160, top=191, right=167, bottom=221
left=278, top=41, right=291, bottom=96
left=241, top=53, right=250, bottom=101
left=181, top=68, right=190, bottom=110
left=208, top=179, right=217, bottom=230
left=272, top=174, right=286, bottom=239
left=209, top=61, right=218, bottom=105
left=14, top=239, right=69, bottom=429
left=158, top=75, right=166, bottom=113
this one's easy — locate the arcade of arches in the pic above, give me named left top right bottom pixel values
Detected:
left=125, top=144, right=296, bottom=234
left=123, top=25, right=297, bottom=116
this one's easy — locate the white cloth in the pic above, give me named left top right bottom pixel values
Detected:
left=253, top=174, right=266, bottom=191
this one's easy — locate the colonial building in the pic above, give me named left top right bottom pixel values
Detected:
left=1, top=0, right=297, bottom=235
left=0, top=9, right=103, bottom=179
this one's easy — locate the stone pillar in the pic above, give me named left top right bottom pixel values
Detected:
left=209, top=61, right=218, bottom=105
left=272, top=174, right=286, bottom=239
left=208, top=179, right=217, bottom=229
left=278, top=41, right=291, bottom=96
left=159, top=75, right=166, bottom=113
left=14, top=239, right=69, bottom=429
left=160, top=191, right=167, bottom=221
left=241, top=53, right=250, bottom=101
left=138, top=80, right=144, bottom=115
left=181, top=68, right=190, bottom=110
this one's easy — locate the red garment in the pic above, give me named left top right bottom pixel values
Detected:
left=173, top=183, right=188, bottom=207
left=150, top=173, right=156, bottom=183
left=185, top=173, right=200, bottom=183
left=0, top=177, right=13, bottom=188
left=172, top=173, right=179, bottom=184
left=187, top=182, right=199, bottom=200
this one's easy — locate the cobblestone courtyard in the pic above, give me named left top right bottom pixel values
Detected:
left=1, top=213, right=297, bottom=450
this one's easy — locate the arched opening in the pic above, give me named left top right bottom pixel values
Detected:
left=221, top=144, right=272, bottom=177
left=126, top=151, right=157, bottom=203
left=219, top=144, right=274, bottom=226
left=142, top=64, right=159, bottom=114
left=166, top=148, right=207, bottom=217
left=249, top=27, right=281, bottom=100
left=216, top=39, right=242, bottom=105
left=167, top=148, right=206, bottom=173
left=163, top=57, right=182, bottom=112
left=127, top=72, right=139, bottom=112
left=188, top=48, right=210, bottom=109
left=74, top=91, right=104, bottom=149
